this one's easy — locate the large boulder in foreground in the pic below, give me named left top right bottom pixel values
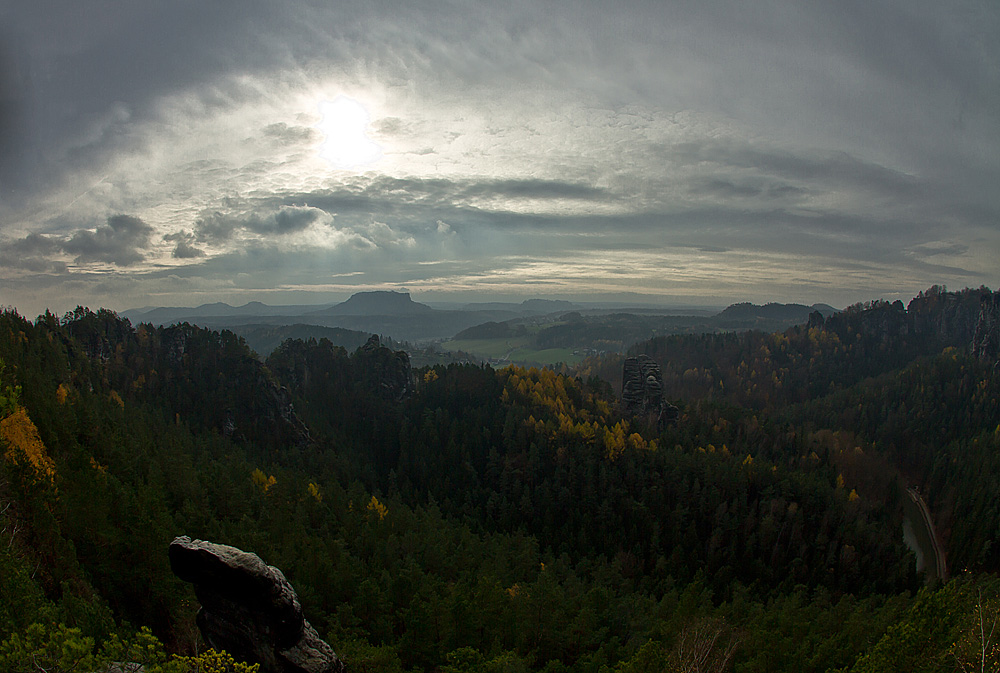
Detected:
left=169, top=536, right=344, bottom=673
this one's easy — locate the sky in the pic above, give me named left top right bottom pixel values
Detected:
left=0, top=0, right=997, bottom=317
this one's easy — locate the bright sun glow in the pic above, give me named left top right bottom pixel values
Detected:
left=316, top=96, right=382, bottom=169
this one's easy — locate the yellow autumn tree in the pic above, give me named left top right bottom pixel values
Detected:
left=0, top=358, right=20, bottom=418
left=0, top=407, right=56, bottom=484
left=627, top=432, right=647, bottom=452
left=173, top=648, right=260, bottom=672
left=603, top=422, right=627, bottom=461
left=307, top=482, right=322, bottom=502
left=366, top=495, right=388, bottom=520
left=251, top=468, right=276, bottom=493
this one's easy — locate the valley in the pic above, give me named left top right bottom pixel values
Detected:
left=0, top=285, right=998, bottom=672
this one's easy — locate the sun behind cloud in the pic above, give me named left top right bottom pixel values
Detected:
left=316, top=96, right=383, bottom=169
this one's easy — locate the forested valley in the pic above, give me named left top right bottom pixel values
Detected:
left=1, top=285, right=999, bottom=672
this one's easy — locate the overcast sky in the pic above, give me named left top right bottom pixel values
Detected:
left=1, top=0, right=997, bottom=316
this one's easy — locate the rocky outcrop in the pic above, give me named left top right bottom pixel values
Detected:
left=622, top=355, right=659, bottom=414
left=831, top=299, right=911, bottom=346
left=169, top=536, right=344, bottom=673
left=622, top=355, right=678, bottom=428
left=907, top=286, right=983, bottom=345
left=355, top=335, right=414, bottom=401
left=972, top=291, right=1000, bottom=364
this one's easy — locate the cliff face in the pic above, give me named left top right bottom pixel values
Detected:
left=907, top=286, right=983, bottom=346
left=169, top=536, right=345, bottom=673
left=972, top=292, right=1000, bottom=363
left=820, top=287, right=994, bottom=357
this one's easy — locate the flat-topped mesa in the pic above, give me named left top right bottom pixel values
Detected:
left=169, top=536, right=344, bottom=673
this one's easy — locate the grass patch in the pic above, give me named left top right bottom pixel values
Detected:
left=441, top=337, right=531, bottom=359
left=440, top=338, right=582, bottom=366
left=509, top=348, right=582, bottom=366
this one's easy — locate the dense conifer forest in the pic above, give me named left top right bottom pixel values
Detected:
left=1, top=286, right=999, bottom=671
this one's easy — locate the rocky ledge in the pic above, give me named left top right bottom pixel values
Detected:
left=169, top=536, right=344, bottom=673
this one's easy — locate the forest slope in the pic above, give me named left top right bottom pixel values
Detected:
left=0, top=287, right=997, bottom=672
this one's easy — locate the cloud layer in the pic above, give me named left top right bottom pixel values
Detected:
left=1, top=0, right=997, bottom=315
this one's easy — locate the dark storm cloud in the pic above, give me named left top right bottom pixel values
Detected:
left=4, top=232, right=60, bottom=257
left=459, top=179, right=608, bottom=200
left=194, top=206, right=329, bottom=243
left=683, top=180, right=811, bottom=202
left=193, top=212, right=242, bottom=245
left=0, top=29, right=29, bottom=194
left=2, top=0, right=305, bottom=169
left=259, top=176, right=609, bottom=218
left=266, top=207, right=326, bottom=234
left=0, top=215, right=153, bottom=270
left=171, top=241, right=205, bottom=259
left=62, top=214, right=154, bottom=266
left=0, top=233, right=65, bottom=273
left=163, top=231, right=206, bottom=259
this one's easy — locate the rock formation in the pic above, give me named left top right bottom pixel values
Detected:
left=622, top=355, right=659, bottom=414
left=169, top=536, right=344, bottom=673
left=972, top=291, right=1000, bottom=364
left=355, top=334, right=415, bottom=401
left=907, top=286, right=983, bottom=345
left=622, top=355, right=678, bottom=428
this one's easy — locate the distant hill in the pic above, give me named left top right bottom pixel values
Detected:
left=460, top=298, right=579, bottom=313
left=453, top=321, right=528, bottom=341
left=716, top=301, right=838, bottom=322
left=520, top=298, right=579, bottom=313
left=442, top=301, right=843, bottom=365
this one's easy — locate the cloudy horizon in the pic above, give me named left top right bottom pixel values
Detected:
left=1, top=0, right=997, bottom=318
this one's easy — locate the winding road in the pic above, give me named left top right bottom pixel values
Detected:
left=907, top=487, right=947, bottom=582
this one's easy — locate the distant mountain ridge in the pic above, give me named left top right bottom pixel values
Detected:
left=122, top=301, right=336, bottom=324
left=122, top=294, right=848, bottom=359
left=121, top=292, right=600, bottom=343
